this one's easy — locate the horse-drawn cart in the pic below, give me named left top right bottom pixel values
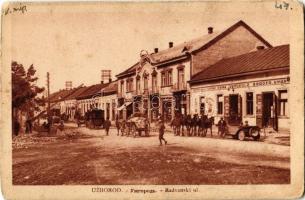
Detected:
left=120, top=113, right=150, bottom=137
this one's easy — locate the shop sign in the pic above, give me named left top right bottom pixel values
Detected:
left=192, top=77, right=289, bottom=93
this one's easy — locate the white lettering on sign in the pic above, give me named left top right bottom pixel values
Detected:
left=192, top=77, right=289, bottom=92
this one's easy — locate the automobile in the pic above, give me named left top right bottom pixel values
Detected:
left=230, top=125, right=261, bottom=141
left=126, top=113, right=150, bottom=137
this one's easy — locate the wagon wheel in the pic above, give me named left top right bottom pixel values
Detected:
left=130, top=124, right=137, bottom=137
left=237, top=130, right=245, bottom=141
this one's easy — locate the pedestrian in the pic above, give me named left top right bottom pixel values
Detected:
left=115, top=115, right=120, bottom=136
left=217, top=117, right=227, bottom=138
left=104, top=117, right=111, bottom=136
left=158, top=116, right=167, bottom=146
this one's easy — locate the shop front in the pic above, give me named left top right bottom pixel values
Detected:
left=190, top=76, right=290, bottom=130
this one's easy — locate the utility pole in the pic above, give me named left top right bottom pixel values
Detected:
left=47, top=72, right=50, bottom=133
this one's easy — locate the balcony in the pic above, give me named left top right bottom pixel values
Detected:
left=171, top=82, right=187, bottom=92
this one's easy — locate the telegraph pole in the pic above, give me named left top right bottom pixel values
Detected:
left=47, top=72, right=50, bottom=133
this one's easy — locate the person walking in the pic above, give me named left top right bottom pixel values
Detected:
left=104, top=117, right=111, bottom=136
left=158, top=116, right=167, bottom=146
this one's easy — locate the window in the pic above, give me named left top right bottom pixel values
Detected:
left=120, top=81, right=124, bottom=95
left=178, top=68, right=185, bottom=88
left=126, top=78, right=133, bottom=92
left=168, top=70, right=172, bottom=86
left=143, top=76, right=148, bottom=90
left=246, top=92, right=253, bottom=115
left=136, top=77, right=140, bottom=94
left=200, top=97, right=205, bottom=115
left=152, top=74, right=157, bottom=91
left=217, top=94, right=223, bottom=115
left=161, top=72, right=166, bottom=86
left=278, top=90, right=288, bottom=116
left=161, top=70, right=173, bottom=87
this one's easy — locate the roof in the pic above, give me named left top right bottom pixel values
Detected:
left=190, top=44, right=289, bottom=84
left=116, top=20, right=272, bottom=78
left=65, top=86, right=89, bottom=100
left=101, top=81, right=118, bottom=96
left=49, top=89, right=76, bottom=103
left=76, top=83, right=109, bottom=100
left=116, top=62, right=139, bottom=78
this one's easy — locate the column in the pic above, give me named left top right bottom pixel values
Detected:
left=186, top=92, right=190, bottom=115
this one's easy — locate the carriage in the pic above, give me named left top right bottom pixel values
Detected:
left=77, top=109, right=105, bottom=129
left=121, top=113, right=150, bottom=137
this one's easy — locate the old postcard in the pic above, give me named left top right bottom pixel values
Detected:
left=1, top=0, right=304, bottom=199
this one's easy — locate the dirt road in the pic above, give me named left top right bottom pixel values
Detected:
left=13, top=127, right=290, bottom=185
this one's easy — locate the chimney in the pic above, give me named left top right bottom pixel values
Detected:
left=208, top=27, right=213, bottom=34
left=154, top=48, right=159, bottom=53
left=65, top=81, right=72, bottom=90
left=101, top=80, right=104, bottom=84
left=109, top=78, right=112, bottom=83
left=101, top=70, right=112, bottom=83
left=256, top=45, right=265, bottom=50
left=169, top=42, right=173, bottom=48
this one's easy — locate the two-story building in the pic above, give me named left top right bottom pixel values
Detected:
left=116, top=20, right=272, bottom=122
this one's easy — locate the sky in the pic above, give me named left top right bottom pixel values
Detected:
left=8, top=1, right=290, bottom=93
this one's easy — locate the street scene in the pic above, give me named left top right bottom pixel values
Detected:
left=13, top=124, right=290, bottom=185
left=10, top=2, right=291, bottom=186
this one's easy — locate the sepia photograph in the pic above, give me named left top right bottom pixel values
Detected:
left=1, top=1, right=304, bottom=199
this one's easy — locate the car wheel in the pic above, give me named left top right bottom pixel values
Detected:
left=251, top=128, right=260, bottom=141
left=237, top=131, right=245, bottom=141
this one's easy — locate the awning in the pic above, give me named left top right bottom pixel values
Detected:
left=117, top=102, right=133, bottom=111
left=125, top=102, right=133, bottom=107
left=117, top=104, right=125, bottom=111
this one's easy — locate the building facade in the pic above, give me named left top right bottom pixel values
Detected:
left=189, top=45, right=290, bottom=130
left=116, top=20, right=272, bottom=122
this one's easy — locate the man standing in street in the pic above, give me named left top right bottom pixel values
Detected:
left=104, top=117, right=111, bottom=136
left=217, top=117, right=227, bottom=138
left=158, top=115, right=167, bottom=146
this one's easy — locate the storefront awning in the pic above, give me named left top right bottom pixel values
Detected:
left=117, top=104, right=125, bottom=111
left=117, top=102, right=133, bottom=111
left=125, top=102, right=133, bottom=107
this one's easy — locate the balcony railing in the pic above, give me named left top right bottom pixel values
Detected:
left=171, top=82, right=187, bottom=92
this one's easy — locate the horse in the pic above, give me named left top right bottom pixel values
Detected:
left=185, top=114, right=193, bottom=136
left=171, top=112, right=182, bottom=136
left=203, top=116, right=215, bottom=136
left=191, top=114, right=200, bottom=136
left=180, top=114, right=187, bottom=136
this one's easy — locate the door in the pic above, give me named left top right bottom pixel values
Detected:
left=229, top=94, right=242, bottom=125
left=256, top=94, right=263, bottom=128
left=262, top=93, right=274, bottom=127
left=162, top=100, right=172, bottom=122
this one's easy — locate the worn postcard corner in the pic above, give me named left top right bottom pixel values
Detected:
left=1, top=0, right=304, bottom=200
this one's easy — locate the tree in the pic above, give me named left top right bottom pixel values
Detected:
left=12, top=61, right=45, bottom=133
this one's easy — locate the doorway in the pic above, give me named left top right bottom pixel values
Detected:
left=262, top=92, right=277, bottom=130
left=229, top=94, right=242, bottom=125
left=162, top=100, right=172, bottom=122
